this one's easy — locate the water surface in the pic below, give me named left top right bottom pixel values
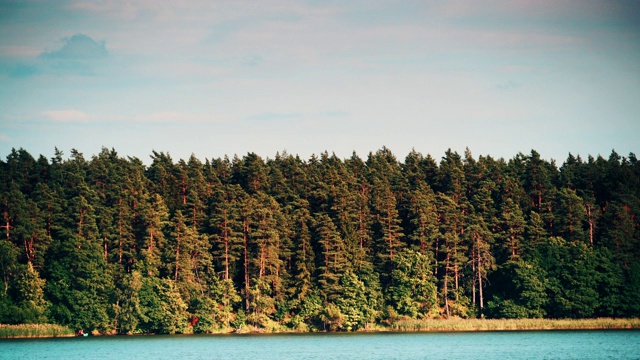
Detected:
left=2, top=330, right=639, bottom=359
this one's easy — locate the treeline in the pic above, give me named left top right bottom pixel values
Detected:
left=0, top=147, right=639, bottom=333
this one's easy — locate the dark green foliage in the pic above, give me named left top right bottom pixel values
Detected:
left=622, top=262, right=640, bottom=316
left=138, top=277, right=187, bottom=334
left=1, top=146, right=639, bottom=333
left=536, top=237, right=599, bottom=318
left=115, top=270, right=143, bottom=334
left=486, top=260, right=547, bottom=319
left=334, top=270, right=378, bottom=330
left=388, top=249, right=438, bottom=318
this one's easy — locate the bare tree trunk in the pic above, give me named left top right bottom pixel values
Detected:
left=434, top=238, right=439, bottom=276
left=444, top=252, right=451, bottom=319
left=174, top=234, right=180, bottom=282
left=243, top=220, right=250, bottom=312
left=119, top=223, right=123, bottom=264
left=259, top=246, right=265, bottom=278
left=471, top=241, right=476, bottom=308
left=454, top=244, right=459, bottom=301
left=2, top=210, right=11, bottom=240
left=223, top=217, right=230, bottom=280
left=478, top=268, right=484, bottom=318
left=224, top=238, right=229, bottom=281
left=586, top=204, right=594, bottom=246
left=477, top=233, right=484, bottom=318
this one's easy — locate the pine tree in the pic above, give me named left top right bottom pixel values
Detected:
left=138, top=193, right=169, bottom=276
left=46, top=151, right=115, bottom=331
left=371, top=180, right=404, bottom=276
left=2, top=146, right=640, bottom=330
left=467, top=213, right=494, bottom=316
left=407, top=181, right=438, bottom=256
left=553, top=188, right=588, bottom=243
left=498, top=198, right=526, bottom=262
left=290, top=201, right=316, bottom=300
left=210, top=184, right=244, bottom=281
left=436, top=193, right=469, bottom=318
left=249, top=192, right=288, bottom=302
left=166, top=210, right=209, bottom=298
left=314, top=213, right=348, bottom=302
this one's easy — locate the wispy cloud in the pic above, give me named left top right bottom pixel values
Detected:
left=40, top=33, right=108, bottom=60
left=245, top=112, right=301, bottom=122
left=5, top=63, right=39, bottom=78
left=0, top=133, right=10, bottom=142
left=132, top=112, right=222, bottom=124
left=496, top=80, right=522, bottom=91
left=319, top=110, right=350, bottom=118
left=244, top=110, right=350, bottom=123
left=42, top=110, right=89, bottom=123
left=29, top=33, right=110, bottom=76
left=1, top=1, right=638, bottom=164
left=1, top=33, right=112, bottom=78
left=68, top=1, right=152, bottom=20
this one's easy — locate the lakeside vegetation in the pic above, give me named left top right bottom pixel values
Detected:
left=1, top=147, right=639, bottom=334
left=0, top=323, right=74, bottom=338
left=2, top=318, right=638, bottom=338
left=387, top=318, right=640, bottom=332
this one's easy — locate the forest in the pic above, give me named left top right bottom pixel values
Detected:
left=0, top=147, right=639, bottom=334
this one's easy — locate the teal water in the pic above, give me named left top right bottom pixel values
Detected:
left=1, top=330, right=639, bottom=359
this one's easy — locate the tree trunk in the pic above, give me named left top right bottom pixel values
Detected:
left=243, top=220, right=250, bottom=312
left=223, top=217, right=230, bottom=280
left=586, top=204, right=594, bottom=246
left=477, top=234, right=484, bottom=317
left=471, top=240, right=476, bottom=308
left=174, top=234, right=180, bottom=282
left=444, top=252, right=451, bottom=319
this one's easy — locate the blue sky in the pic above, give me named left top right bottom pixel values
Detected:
left=1, top=0, right=639, bottom=164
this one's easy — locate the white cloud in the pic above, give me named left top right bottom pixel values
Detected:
left=68, top=1, right=163, bottom=21
left=40, top=33, right=108, bottom=60
left=42, top=110, right=89, bottom=123
left=1, top=0, right=637, bottom=164
left=131, top=112, right=223, bottom=124
left=0, top=133, right=10, bottom=142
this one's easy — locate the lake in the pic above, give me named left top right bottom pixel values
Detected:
left=1, top=330, right=639, bottom=359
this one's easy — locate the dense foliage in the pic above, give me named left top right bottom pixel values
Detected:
left=1, top=147, right=639, bottom=333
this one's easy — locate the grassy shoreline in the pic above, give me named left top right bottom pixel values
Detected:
left=384, top=318, right=640, bottom=332
left=0, top=324, right=75, bottom=338
left=2, top=319, right=639, bottom=338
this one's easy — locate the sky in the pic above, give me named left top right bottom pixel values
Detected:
left=1, top=0, right=639, bottom=165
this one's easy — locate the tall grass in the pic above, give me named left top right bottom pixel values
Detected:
left=388, top=318, right=640, bottom=332
left=0, top=324, right=75, bottom=338
left=2, top=319, right=637, bottom=337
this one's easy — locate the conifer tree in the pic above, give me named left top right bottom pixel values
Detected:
left=1, top=146, right=640, bottom=330
left=314, top=213, right=348, bottom=302
left=498, top=198, right=526, bottom=262
left=210, top=184, right=244, bottom=281
left=371, top=180, right=404, bottom=278
left=553, top=188, right=588, bottom=243
left=138, top=193, right=169, bottom=276
left=467, top=213, right=494, bottom=316
left=407, top=181, right=439, bottom=256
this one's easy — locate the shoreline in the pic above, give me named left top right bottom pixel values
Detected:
left=2, top=319, right=639, bottom=339
left=384, top=318, right=640, bottom=333
left=0, top=324, right=76, bottom=339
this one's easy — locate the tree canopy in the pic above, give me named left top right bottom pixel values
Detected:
left=1, top=147, right=639, bottom=333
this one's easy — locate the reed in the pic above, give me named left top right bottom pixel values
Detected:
left=0, top=324, right=75, bottom=338
left=388, top=318, right=640, bottom=332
